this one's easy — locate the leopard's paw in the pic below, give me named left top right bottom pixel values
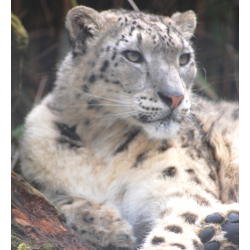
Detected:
left=56, top=197, right=135, bottom=250
left=197, top=204, right=239, bottom=250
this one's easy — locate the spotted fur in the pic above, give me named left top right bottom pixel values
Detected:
left=20, top=6, right=239, bottom=250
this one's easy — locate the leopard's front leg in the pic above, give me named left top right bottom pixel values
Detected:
left=140, top=194, right=204, bottom=250
left=54, top=196, right=136, bottom=250
left=140, top=197, right=239, bottom=250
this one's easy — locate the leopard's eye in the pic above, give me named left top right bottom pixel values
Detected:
left=124, top=51, right=143, bottom=63
left=179, top=53, right=190, bottom=66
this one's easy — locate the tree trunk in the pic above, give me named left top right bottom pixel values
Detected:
left=11, top=171, right=96, bottom=250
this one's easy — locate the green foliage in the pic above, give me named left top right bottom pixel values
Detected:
left=17, top=243, right=30, bottom=250
left=42, top=243, right=55, bottom=250
left=12, top=124, right=24, bottom=140
left=11, top=12, right=29, bottom=54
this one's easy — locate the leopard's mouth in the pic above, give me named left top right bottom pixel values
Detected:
left=133, top=111, right=182, bottom=139
left=136, top=113, right=173, bottom=124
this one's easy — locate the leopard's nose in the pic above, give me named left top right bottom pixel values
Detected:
left=157, top=91, right=184, bottom=109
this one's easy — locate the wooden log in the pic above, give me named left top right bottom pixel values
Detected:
left=11, top=171, right=96, bottom=250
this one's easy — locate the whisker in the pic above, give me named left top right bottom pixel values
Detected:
left=114, top=91, right=138, bottom=99
left=82, top=92, right=132, bottom=105
left=98, top=111, right=138, bottom=119
left=69, top=85, right=132, bottom=105
left=109, top=116, right=136, bottom=122
left=190, top=101, right=207, bottom=114
left=71, top=104, right=132, bottom=108
left=202, top=67, right=207, bottom=83
left=101, top=115, right=136, bottom=122
left=99, top=110, right=138, bottom=119
left=189, top=111, right=206, bottom=117
left=187, top=113, right=197, bottom=124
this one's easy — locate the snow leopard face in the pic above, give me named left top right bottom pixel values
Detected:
left=55, top=6, right=197, bottom=139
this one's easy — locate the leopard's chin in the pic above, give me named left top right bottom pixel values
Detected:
left=130, top=112, right=183, bottom=140
left=142, top=119, right=180, bottom=140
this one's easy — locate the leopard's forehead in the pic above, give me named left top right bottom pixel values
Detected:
left=100, top=9, right=190, bottom=54
left=102, top=9, right=171, bottom=28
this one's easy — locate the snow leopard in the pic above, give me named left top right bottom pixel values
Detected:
left=20, top=6, right=239, bottom=250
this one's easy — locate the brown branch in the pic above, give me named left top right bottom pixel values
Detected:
left=70, top=0, right=78, bottom=7
left=40, top=0, right=55, bottom=37
left=127, top=0, right=139, bottom=11
left=11, top=171, right=96, bottom=250
left=34, top=75, right=48, bottom=104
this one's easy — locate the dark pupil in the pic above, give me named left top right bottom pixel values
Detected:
left=131, top=52, right=139, bottom=58
left=180, top=54, right=189, bottom=65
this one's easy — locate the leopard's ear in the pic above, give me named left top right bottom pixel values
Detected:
left=170, top=10, right=197, bottom=39
left=65, top=6, right=105, bottom=54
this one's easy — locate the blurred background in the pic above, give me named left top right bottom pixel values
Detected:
left=11, top=0, right=239, bottom=171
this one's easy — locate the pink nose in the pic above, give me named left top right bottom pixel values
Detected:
left=167, top=94, right=184, bottom=109
left=158, top=91, right=184, bottom=109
